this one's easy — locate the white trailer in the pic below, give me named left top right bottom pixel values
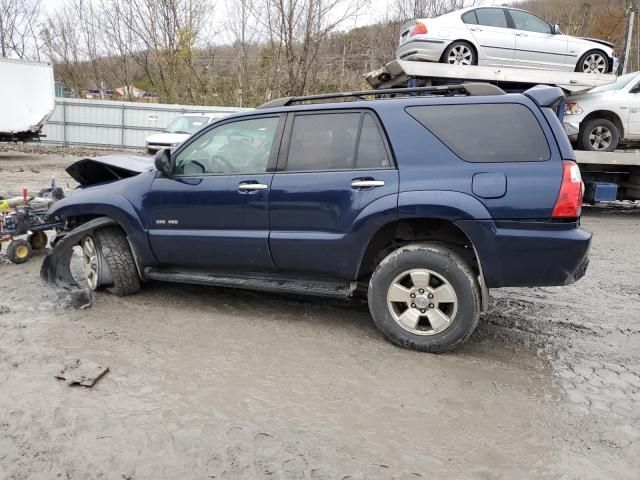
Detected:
left=364, top=59, right=617, bottom=93
left=0, top=58, right=55, bottom=142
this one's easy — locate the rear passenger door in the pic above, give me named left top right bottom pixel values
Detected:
left=269, top=110, right=399, bottom=279
left=466, top=8, right=515, bottom=65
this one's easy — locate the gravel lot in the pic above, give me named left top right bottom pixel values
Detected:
left=0, top=145, right=639, bottom=479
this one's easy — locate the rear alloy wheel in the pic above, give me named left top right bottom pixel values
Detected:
left=577, top=50, right=608, bottom=74
left=442, top=41, right=476, bottom=66
left=578, top=118, right=620, bottom=152
left=368, top=244, right=480, bottom=353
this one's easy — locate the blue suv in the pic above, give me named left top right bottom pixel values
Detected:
left=42, top=84, right=590, bottom=352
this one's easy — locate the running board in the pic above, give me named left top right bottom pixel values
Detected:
left=144, top=268, right=354, bottom=298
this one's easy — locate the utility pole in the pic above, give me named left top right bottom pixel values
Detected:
left=621, top=0, right=637, bottom=74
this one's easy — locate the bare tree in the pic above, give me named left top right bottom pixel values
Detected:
left=392, top=0, right=476, bottom=22
left=260, top=0, right=368, bottom=96
left=0, top=0, right=42, bottom=59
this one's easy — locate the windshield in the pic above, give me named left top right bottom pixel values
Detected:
left=590, top=73, right=639, bottom=93
left=165, top=115, right=210, bottom=134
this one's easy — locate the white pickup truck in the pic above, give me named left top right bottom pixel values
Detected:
left=564, top=72, right=640, bottom=151
left=0, top=57, right=56, bottom=142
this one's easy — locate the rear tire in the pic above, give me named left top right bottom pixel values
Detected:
left=441, top=41, right=477, bottom=66
left=91, top=227, right=141, bottom=296
left=577, top=118, right=620, bottom=152
left=368, top=244, right=480, bottom=353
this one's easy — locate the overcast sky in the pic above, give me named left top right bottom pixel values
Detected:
left=39, top=0, right=505, bottom=34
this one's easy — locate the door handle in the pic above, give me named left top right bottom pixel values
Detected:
left=351, top=179, right=385, bottom=189
left=469, top=27, right=482, bottom=32
left=238, top=182, right=268, bottom=191
left=515, top=33, right=528, bottom=37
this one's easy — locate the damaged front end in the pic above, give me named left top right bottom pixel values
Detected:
left=41, top=154, right=154, bottom=308
left=40, top=217, right=117, bottom=309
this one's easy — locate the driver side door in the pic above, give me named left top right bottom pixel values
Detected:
left=145, top=114, right=284, bottom=270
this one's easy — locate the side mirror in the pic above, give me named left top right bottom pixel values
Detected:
left=552, top=24, right=560, bottom=34
left=154, top=149, right=174, bottom=177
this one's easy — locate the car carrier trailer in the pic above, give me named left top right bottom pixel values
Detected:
left=365, top=60, right=640, bottom=202
left=364, top=59, right=617, bottom=92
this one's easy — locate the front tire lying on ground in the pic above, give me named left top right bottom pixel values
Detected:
left=82, top=226, right=141, bottom=296
left=368, top=244, right=480, bottom=353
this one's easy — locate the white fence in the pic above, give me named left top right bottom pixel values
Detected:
left=41, top=98, right=250, bottom=149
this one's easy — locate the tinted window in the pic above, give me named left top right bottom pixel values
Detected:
left=174, top=116, right=279, bottom=175
left=461, top=11, right=478, bottom=25
left=475, top=8, right=508, bottom=28
left=406, top=104, right=550, bottom=163
left=356, top=114, right=392, bottom=168
left=510, top=10, right=551, bottom=34
left=286, top=113, right=360, bottom=171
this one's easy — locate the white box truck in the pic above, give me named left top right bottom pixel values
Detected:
left=0, top=57, right=55, bottom=142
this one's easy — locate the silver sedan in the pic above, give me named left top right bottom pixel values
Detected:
left=397, top=6, right=618, bottom=74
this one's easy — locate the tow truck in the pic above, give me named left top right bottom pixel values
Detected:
left=364, top=60, right=640, bottom=202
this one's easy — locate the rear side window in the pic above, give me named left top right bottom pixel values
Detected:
left=461, top=11, right=478, bottom=25
left=475, top=8, right=508, bottom=28
left=406, top=104, right=551, bottom=163
left=285, top=112, right=391, bottom=171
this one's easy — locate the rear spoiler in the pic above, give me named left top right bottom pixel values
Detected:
left=524, top=85, right=566, bottom=122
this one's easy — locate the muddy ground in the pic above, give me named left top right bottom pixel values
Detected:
left=0, top=145, right=639, bottom=479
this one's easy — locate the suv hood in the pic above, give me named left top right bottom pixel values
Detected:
left=66, top=154, right=155, bottom=187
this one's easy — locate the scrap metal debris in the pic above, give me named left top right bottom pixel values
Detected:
left=55, top=358, right=109, bottom=387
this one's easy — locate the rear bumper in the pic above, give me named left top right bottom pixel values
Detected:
left=396, top=39, right=448, bottom=62
left=456, top=219, right=591, bottom=288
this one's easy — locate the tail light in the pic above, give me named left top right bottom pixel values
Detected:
left=552, top=160, right=584, bottom=218
left=409, top=22, right=428, bottom=37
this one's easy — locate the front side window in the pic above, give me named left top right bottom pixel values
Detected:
left=406, top=104, right=551, bottom=163
left=509, top=10, right=552, bottom=34
left=284, top=112, right=391, bottom=171
left=475, top=8, right=509, bottom=28
left=174, top=116, right=279, bottom=175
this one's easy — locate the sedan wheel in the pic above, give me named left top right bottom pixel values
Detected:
left=442, top=42, right=476, bottom=66
left=579, top=51, right=608, bottom=74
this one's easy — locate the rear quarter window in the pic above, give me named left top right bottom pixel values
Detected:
left=406, top=103, right=551, bottom=163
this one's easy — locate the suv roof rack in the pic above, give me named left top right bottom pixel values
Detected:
left=257, top=83, right=505, bottom=109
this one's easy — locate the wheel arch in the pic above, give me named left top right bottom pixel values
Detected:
left=576, top=48, right=612, bottom=73
left=581, top=110, right=624, bottom=139
left=356, top=217, right=489, bottom=312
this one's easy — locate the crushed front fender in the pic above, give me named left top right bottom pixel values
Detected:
left=40, top=217, right=117, bottom=308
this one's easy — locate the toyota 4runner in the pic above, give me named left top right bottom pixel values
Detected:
left=42, top=84, right=590, bottom=352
